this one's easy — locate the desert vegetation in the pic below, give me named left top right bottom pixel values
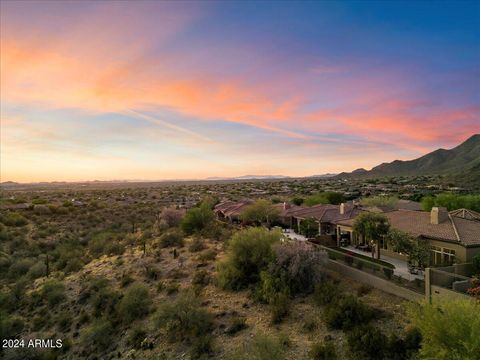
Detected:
left=0, top=179, right=478, bottom=359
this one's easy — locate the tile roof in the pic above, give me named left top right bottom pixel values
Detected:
left=337, top=209, right=480, bottom=247
left=384, top=210, right=458, bottom=243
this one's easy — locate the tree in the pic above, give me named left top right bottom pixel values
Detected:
left=304, top=192, right=345, bottom=206
left=386, top=228, right=430, bottom=268
left=407, top=299, right=480, bottom=360
left=353, top=213, right=390, bottom=259
left=155, top=207, right=184, bottom=232
left=217, top=227, right=282, bottom=290
left=386, top=228, right=413, bottom=254
left=181, top=203, right=214, bottom=235
left=299, top=217, right=319, bottom=238
left=240, top=200, right=280, bottom=227
left=361, top=196, right=399, bottom=208
left=409, top=239, right=431, bottom=268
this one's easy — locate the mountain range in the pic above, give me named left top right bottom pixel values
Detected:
left=336, top=134, right=480, bottom=186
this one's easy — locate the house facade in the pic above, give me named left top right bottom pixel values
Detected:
left=336, top=207, right=480, bottom=265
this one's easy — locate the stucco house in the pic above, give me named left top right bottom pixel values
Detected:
left=336, top=207, right=480, bottom=265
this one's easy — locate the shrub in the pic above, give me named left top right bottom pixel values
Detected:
left=270, top=242, right=327, bottom=296
left=198, top=249, right=217, bottom=262
left=192, top=270, right=210, bottom=287
left=473, top=253, right=480, bottom=274
left=310, top=340, right=336, bottom=360
left=190, top=335, right=213, bottom=359
left=157, top=207, right=184, bottom=230
left=64, top=258, right=84, bottom=273
left=0, top=314, right=24, bottom=340
left=91, top=286, right=120, bottom=317
left=155, top=293, right=213, bottom=343
left=407, top=299, right=480, bottom=359
left=127, top=325, right=147, bottom=349
left=324, top=295, right=374, bottom=330
left=27, top=261, right=46, bottom=280
left=81, top=318, right=114, bottom=350
left=240, top=200, right=280, bottom=226
left=117, top=283, right=151, bottom=323
left=347, top=324, right=388, bottom=359
left=189, top=237, right=206, bottom=252
left=165, top=281, right=180, bottom=295
left=217, top=228, right=281, bottom=290
left=41, top=280, right=66, bottom=306
left=383, top=267, right=393, bottom=280
left=225, top=316, right=247, bottom=335
left=159, top=229, right=184, bottom=248
left=181, top=203, right=214, bottom=235
left=270, top=291, right=290, bottom=324
left=1, top=212, right=28, bottom=227
left=8, top=258, right=35, bottom=280
left=56, top=311, right=73, bottom=332
left=304, top=192, right=345, bottom=206
left=314, top=280, right=341, bottom=306
left=120, top=273, right=134, bottom=287
left=228, top=333, right=285, bottom=360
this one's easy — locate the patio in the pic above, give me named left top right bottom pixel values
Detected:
left=341, top=245, right=424, bottom=281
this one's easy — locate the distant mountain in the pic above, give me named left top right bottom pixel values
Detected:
left=309, top=173, right=338, bottom=178
left=336, top=134, right=480, bottom=186
left=206, top=175, right=291, bottom=181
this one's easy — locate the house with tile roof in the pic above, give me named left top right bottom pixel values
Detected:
left=336, top=207, right=480, bottom=265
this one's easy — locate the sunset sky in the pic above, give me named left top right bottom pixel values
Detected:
left=1, top=1, right=479, bottom=182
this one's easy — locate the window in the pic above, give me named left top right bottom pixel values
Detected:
left=430, top=246, right=455, bottom=265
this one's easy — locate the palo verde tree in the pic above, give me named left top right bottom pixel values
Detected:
left=386, top=228, right=430, bottom=268
left=240, top=200, right=280, bottom=228
left=353, top=212, right=390, bottom=259
left=299, top=217, right=319, bottom=238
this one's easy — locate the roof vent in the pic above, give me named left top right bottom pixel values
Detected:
left=340, top=203, right=345, bottom=215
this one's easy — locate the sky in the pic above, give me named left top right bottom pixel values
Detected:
left=1, top=0, right=479, bottom=182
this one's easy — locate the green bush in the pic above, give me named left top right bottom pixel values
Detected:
left=27, top=261, right=46, bottom=280
left=116, top=283, right=151, bottom=323
left=192, top=269, right=210, bottom=287
left=159, top=229, right=184, bottom=248
left=155, top=293, right=213, bottom=343
left=314, top=280, right=341, bottom=306
left=1, top=212, right=28, bottom=227
left=0, top=314, right=24, bottom=340
left=347, top=324, right=387, bottom=359
left=181, top=203, right=214, bottom=235
left=228, top=333, right=285, bottom=360
left=41, top=280, right=66, bottom=306
left=127, top=325, right=147, bottom=349
left=8, top=258, right=34, bottom=280
left=304, top=192, right=345, bottom=206
left=324, top=295, right=374, bottom=330
left=190, top=334, right=213, bottom=359
left=310, top=340, right=336, bottom=360
left=270, top=291, right=290, bottom=324
left=217, top=227, right=281, bottom=290
left=81, top=318, right=114, bottom=350
left=189, top=237, right=206, bottom=252
left=407, top=299, right=480, bottom=359
left=91, top=286, right=120, bottom=317
left=198, top=249, right=217, bottom=262
left=473, top=253, right=480, bottom=274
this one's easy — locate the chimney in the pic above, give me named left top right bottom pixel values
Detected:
left=283, top=202, right=287, bottom=211
left=340, top=203, right=345, bottom=215
left=431, top=207, right=448, bottom=224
